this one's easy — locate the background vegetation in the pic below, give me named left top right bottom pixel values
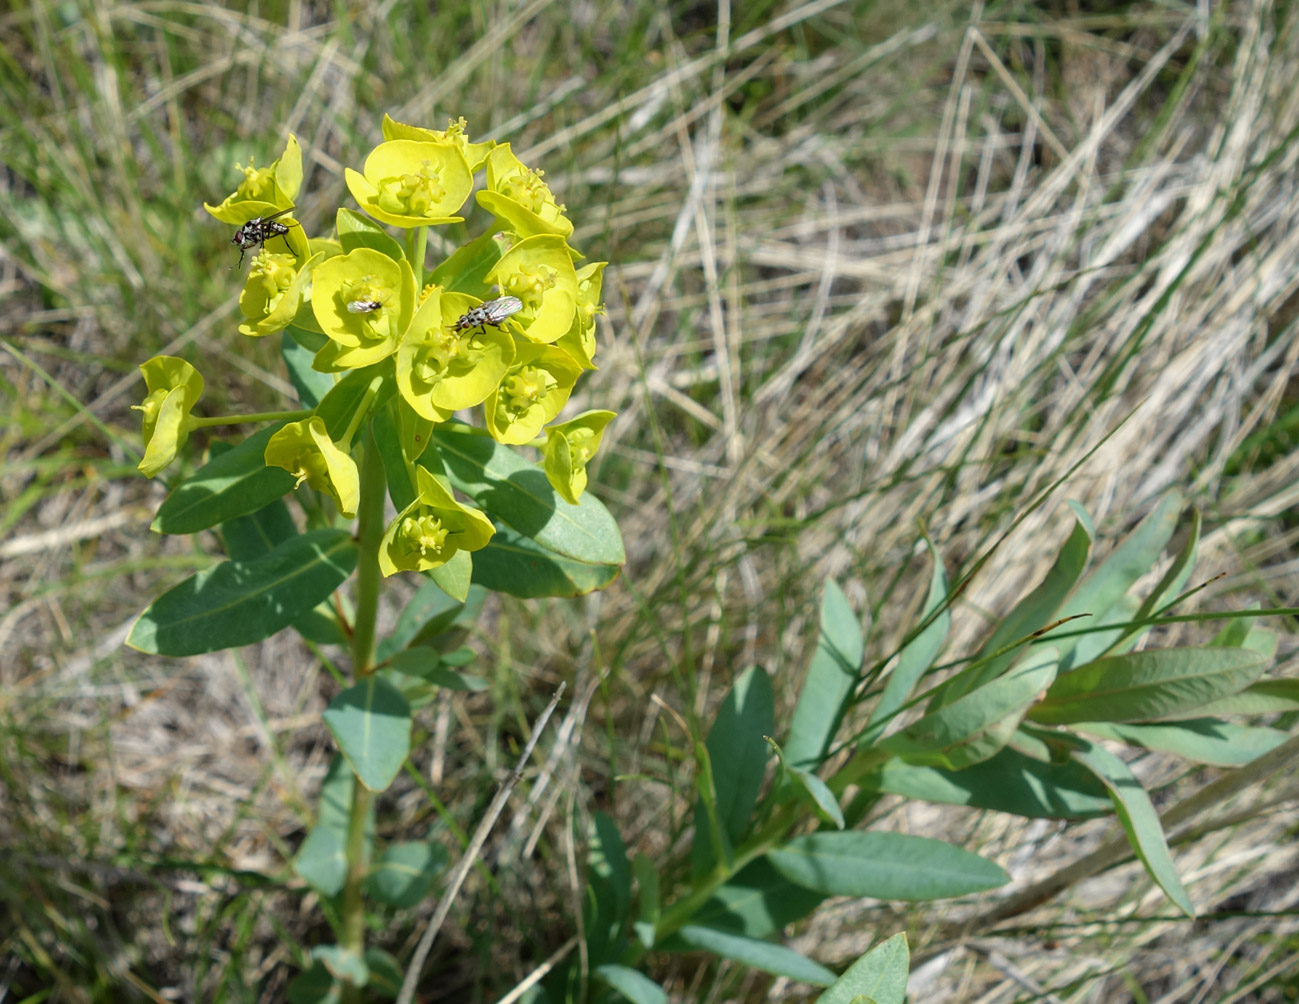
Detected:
left=2, top=0, right=1298, bottom=1000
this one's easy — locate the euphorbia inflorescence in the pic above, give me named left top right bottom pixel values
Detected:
left=136, top=117, right=614, bottom=578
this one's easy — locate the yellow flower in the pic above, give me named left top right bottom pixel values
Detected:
left=238, top=250, right=324, bottom=338
left=133, top=356, right=204, bottom=478
left=378, top=467, right=495, bottom=575
left=395, top=288, right=516, bottom=421
left=380, top=114, right=494, bottom=172
left=485, top=343, right=581, bottom=445
left=204, top=134, right=302, bottom=224
left=309, top=248, right=416, bottom=371
left=264, top=418, right=360, bottom=518
left=486, top=234, right=579, bottom=345
left=345, top=140, right=473, bottom=228
left=544, top=410, right=616, bottom=504
left=476, top=144, right=573, bottom=239
left=555, top=261, right=607, bottom=369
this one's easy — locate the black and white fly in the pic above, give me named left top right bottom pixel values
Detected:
left=231, top=207, right=298, bottom=266
left=452, top=295, right=523, bottom=334
left=346, top=299, right=384, bottom=314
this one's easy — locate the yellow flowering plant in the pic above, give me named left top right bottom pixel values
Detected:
left=126, top=118, right=624, bottom=999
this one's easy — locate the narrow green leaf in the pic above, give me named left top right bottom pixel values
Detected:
left=387, top=650, right=488, bottom=691
left=788, top=766, right=846, bottom=829
left=151, top=423, right=296, bottom=534
left=856, top=747, right=1111, bottom=819
left=867, top=543, right=948, bottom=732
left=948, top=507, right=1092, bottom=700
left=1074, top=719, right=1288, bottom=767
left=594, top=965, right=668, bottom=1004
left=470, top=524, right=620, bottom=597
left=633, top=852, right=660, bottom=948
left=366, top=841, right=449, bottom=907
left=1191, top=678, right=1299, bottom=715
left=312, top=945, right=368, bottom=986
left=427, top=425, right=625, bottom=566
left=676, top=925, right=836, bottom=986
left=1125, top=509, right=1200, bottom=642
left=815, top=932, right=909, bottom=1004
left=282, top=328, right=335, bottom=408
left=591, top=811, right=632, bottom=916
left=372, top=403, right=417, bottom=511
left=1069, top=736, right=1194, bottom=916
left=374, top=579, right=471, bottom=661
left=786, top=581, right=865, bottom=769
left=323, top=677, right=412, bottom=792
left=690, top=858, right=827, bottom=940
left=127, top=529, right=357, bottom=655
left=879, top=647, right=1058, bottom=770
left=1040, top=491, right=1182, bottom=668
left=337, top=207, right=404, bottom=261
left=1028, top=647, right=1268, bottom=725
left=766, top=831, right=1009, bottom=901
left=313, top=360, right=395, bottom=440
left=587, top=811, right=632, bottom=965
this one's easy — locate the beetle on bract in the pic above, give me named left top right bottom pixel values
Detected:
left=452, top=295, right=523, bottom=334
left=231, top=207, right=298, bottom=267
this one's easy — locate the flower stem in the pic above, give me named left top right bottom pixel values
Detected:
left=338, top=428, right=387, bottom=994
left=406, top=226, right=428, bottom=289
left=190, top=409, right=312, bottom=428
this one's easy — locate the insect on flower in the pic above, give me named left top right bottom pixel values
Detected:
left=452, top=295, right=523, bottom=334
left=346, top=299, right=384, bottom=314
left=231, top=207, right=298, bottom=267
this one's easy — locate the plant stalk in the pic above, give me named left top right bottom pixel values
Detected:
left=338, top=429, right=388, bottom=995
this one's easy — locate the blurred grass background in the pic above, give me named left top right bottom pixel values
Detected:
left=3, top=0, right=1299, bottom=1000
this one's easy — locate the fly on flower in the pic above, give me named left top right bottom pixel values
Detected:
left=346, top=298, right=385, bottom=314
left=452, top=295, right=523, bottom=334
left=231, top=207, right=298, bottom=267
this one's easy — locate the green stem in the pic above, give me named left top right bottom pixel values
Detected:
left=406, top=226, right=428, bottom=288
left=190, top=409, right=312, bottom=428
left=338, top=428, right=387, bottom=992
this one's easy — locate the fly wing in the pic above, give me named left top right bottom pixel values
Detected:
left=483, top=296, right=523, bottom=323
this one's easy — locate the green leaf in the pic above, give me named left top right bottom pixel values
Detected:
left=372, top=404, right=418, bottom=511
left=948, top=507, right=1092, bottom=700
left=323, top=676, right=412, bottom=792
left=878, top=647, right=1058, bottom=770
left=282, top=328, right=335, bottom=408
left=1074, top=719, right=1288, bottom=767
left=587, top=811, right=632, bottom=965
left=426, top=425, right=625, bottom=566
left=387, top=649, right=488, bottom=690
left=1124, top=508, right=1200, bottom=644
left=312, top=945, right=368, bottom=986
left=1028, top=647, right=1268, bottom=725
left=470, top=524, right=620, bottom=597
left=594, top=965, right=668, bottom=1004
left=815, top=932, right=909, bottom=1004
left=866, top=543, right=949, bottom=736
left=632, top=852, right=660, bottom=948
left=690, top=858, right=827, bottom=940
left=1069, top=735, right=1194, bottom=916
left=337, top=207, right=404, bottom=261
left=429, top=548, right=473, bottom=601
left=217, top=488, right=346, bottom=647
left=1039, top=491, right=1182, bottom=668
left=1191, top=677, right=1299, bottom=715
left=366, top=840, right=449, bottom=907
left=676, top=925, right=836, bottom=986
left=856, top=747, right=1111, bottom=819
left=788, top=766, right=846, bottom=829
left=127, top=529, right=357, bottom=655
left=151, top=423, right=296, bottom=534
left=295, top=823, right=347, bottom=897
left=287, top=960, right=341, bottom=1004
left=314, top=360, right=395, bottom=441
left=430, top=230, right=503, bottom=295
left=766, top=831, right=1009, bottom=901
left=296, top=754, right=374, bottom=896
left=785, top=581, right=864, bottom=769
left=363, top=948, right=403, bottom=999
left=375, top=579, right=472, bottom=661
left=693, top=667, right=774, bottom=876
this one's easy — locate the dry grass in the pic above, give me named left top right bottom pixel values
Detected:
left=2, top=0, right=1298, bottom=1000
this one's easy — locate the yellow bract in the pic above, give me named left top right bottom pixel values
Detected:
left=134, top=356, right=204, bottom=478
left=543, top=410, right=616, bottom=504
left=344, top=140, right=473, bottom=228
left=204, top=134, right=302, bottom=224
left=264, top=418, right=360, bottom=518
left=379, top=467, right=495, bottom=575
